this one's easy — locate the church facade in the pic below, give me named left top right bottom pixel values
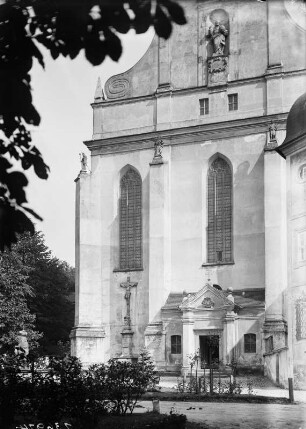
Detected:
left=71, top=0, right=306, bottom=386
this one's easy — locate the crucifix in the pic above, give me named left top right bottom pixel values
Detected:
left=120, top=276, right=138, bottom=329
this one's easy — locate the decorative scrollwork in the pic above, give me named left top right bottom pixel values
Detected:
left=202, top=297, right=215, bottom=308
left=105, top=76, right=130, bottom=99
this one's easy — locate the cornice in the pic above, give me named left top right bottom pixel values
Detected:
left=276, top=132, right=306, bottom=158
left=85, top=113, right=287, bottom=155
left=91, top=68, right=306, bottom=109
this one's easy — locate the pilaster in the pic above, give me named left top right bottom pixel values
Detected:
left=267, top=0, right=283, bottom=68
left=182, top=310, right=195, bottom=374
left=265, top=0, right=284, bottom=115
left=71, top=169, right=106, bottom=364
left=158, top=37, right=171, bottom=90
left=148, top=145, right=171, bottom=322
left=70, top=326, right=105, bottom=367
left=223, top=311, right=236, bottom=364
left=263, top=147, right=287, bottom=350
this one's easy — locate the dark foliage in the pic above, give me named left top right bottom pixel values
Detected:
left=0, top=0, right=187, bottom=251
left=98, top=412, right=187, bottom=429
left=13, top=231, right=75, bottom=355
left=0, top=353, right=160, bottom=428
left=0, top=231, right=74, bottom=356
left=0, top=246, right=41, bottom=353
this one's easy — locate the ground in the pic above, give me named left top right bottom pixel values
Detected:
left=158, top=374, right=306, bottom=402
left=138, top=401, right=306, bottom=429
left=138, top=375, right=306, bottom=428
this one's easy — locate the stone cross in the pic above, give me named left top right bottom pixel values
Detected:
left=120, top=276, right=138, bottom=328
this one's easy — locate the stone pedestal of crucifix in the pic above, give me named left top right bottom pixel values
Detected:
left=120, top=276, right=138, bottom=359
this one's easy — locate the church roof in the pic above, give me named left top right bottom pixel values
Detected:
left=162, top=288, right=265, bottom=311
left=277, top=92, right=306, bottom=158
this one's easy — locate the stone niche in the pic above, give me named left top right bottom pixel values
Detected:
left=206, top=9, right=230, bottom=87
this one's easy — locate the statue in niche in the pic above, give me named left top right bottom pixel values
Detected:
left=151, top=139, right=164, bottom=164
left=208, top=21, right=228, bottom=56
left=269, top=121, right=277, bottom=142
left=154, top=139, right=164, bottom=159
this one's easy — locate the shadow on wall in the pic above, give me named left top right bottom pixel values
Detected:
left=108, top=169, right=150, bottom=359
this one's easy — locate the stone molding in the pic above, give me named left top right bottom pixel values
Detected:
left=263, top=346, right=288, bottom=357
left=92, top=68, right=306, bottom=108
left=70, top=326, right=105, bottom=339
left=276, top=132, right=306, bottom=158
left=144, top=322, right=164, bottom=336
left=86, top=114, right=287, bottom=156
left=263, top=319, right=288, bottom=334
left=180, top=284, right=233, bottom=311
left=207, top=55, right=229, bottom=87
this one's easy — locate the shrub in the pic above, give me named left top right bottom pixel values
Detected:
left=0, top=353, right=30, bottom=427
left=88, top=351, right=160, bottom=415
left=0, top=352, right=160, bottom=426
left=30, top=355, right=91, bottom=425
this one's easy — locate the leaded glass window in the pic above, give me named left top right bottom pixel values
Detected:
left=244, top=333, right=256, bottom=353
left=207, top=157, right=232, bottom=263
left=119, top=168, right=142, bottom=270
left=171, top=335, right=182, bottom=354
left=228, top=94, right=238, bottom=111
left=200, top=98, right=209, bottom=115
left=296, top=298, right=306, bottom=341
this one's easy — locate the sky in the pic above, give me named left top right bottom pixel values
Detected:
left=28, top=30, right=154, bottom=266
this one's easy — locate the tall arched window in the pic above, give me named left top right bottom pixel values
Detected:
left=119, top=168, right=142, bottom=270
left=207, top=157, right=232, bottom=263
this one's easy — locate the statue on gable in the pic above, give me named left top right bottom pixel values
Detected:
left=79, top=152, right=88, bottom=172
left=208, top=21, right=228, bottom=56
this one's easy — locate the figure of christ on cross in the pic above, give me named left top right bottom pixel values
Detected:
left=120, top=276, right=138, bottom=329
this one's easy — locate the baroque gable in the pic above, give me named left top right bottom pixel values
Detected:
left=180, top=284, right=234, bottom=311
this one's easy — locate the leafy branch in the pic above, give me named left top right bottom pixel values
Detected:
left=0, top=0, right=187, bottom=250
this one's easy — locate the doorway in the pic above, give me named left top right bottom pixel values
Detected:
left=199, top=335, right=219, bottom=368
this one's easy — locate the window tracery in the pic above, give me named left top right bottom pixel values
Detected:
left=207, top=157, right=232, bottom=263
left=119, top=168, right=142, bottom=270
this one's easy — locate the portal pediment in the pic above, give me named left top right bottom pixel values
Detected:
left=180, top=284, right=233, bottom=311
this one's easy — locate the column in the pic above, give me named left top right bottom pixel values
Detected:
left=263, top=149, right=287, bottom=350
left=182, top=310, right=195, bottom=375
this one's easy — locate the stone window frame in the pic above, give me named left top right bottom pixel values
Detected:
left=171, top=335, right=182, bottom=354
left=298, top=163, right=306, bottom=182
left=294, top=227, right=306, bottom=269
left=228, top=93, right=238, bottom=111
left=206, top=156, right=233, bottom=265
left=244, top=333, right=256, bottom=353
left=118, top=167, right=143, bottom=271
left=296, top=297, right=306, bottom=341
left=199, top=98, right=209, bottom=116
